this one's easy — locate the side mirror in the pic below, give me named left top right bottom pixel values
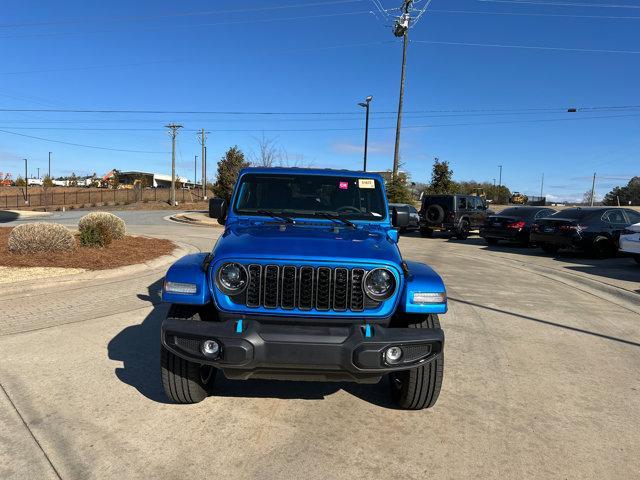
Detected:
left=209, top=198, right=227, bottom=223
left=391, top=205, right=410, bottom=228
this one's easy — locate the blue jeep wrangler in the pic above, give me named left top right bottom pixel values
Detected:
left=161, top=168, right=446, bottom=409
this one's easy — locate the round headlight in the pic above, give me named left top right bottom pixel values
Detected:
left=216, top=262, right=248, bottom=295
left=363, top=268, right=396, bottom=301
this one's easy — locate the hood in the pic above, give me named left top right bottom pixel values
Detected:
left=213, top=221, right=401, bottom=265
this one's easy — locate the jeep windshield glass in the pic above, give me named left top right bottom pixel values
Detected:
left=233, top=173, right=386, bottom=221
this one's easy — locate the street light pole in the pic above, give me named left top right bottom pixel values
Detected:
left=48, top=151, right=51, bottom=178
left=358, top=95, right=373, bottom=172
left=24, top=158, right=28, bottom=205
left=392, top=0, right=413, bottom=179
left=194, top=155, right=198, bottom=187
left=498, top=165, right=503, bottom=204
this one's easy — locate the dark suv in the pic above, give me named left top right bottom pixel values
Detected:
left=419, top=194, right=490, bottom=239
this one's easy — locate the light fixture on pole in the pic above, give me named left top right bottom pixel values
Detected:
left=358, top=95, right=373, bottom=172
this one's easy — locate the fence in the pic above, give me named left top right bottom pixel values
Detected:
left=0, top=187, right=213, bottom=210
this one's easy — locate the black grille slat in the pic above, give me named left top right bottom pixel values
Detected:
left=263, top=266, right=279, bottom=308
left=234, top=264, right=383, bottom=312
left=333, top=268, right=349, bottom=311
left=316, top=267, right=332, bottom=310
left=281, top=266, right=297, bottom=309
left=247, top=264, right=262, bottom=307
left=350, top=268, right=365, bottom=311
left=298, top=266, right=314, bottom=310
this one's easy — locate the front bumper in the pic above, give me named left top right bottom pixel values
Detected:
left=162, top=318, right=444, bottom=383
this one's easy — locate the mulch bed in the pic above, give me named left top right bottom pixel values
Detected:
left=0, top=227, right=175, bottom=270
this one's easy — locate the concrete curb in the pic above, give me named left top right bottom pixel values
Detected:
left=0, top=240, right=198, bottom=296
left=167, top=212, right=222, bottom=228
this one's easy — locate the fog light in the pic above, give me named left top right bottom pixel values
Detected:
left=201, top=339, right=220, bottom=358
left=385, top=346, right=403, bottom=364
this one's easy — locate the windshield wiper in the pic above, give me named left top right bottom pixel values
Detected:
left=313, top=212, right=356, bottom=229
left=257, top=210, right=295, bottom=224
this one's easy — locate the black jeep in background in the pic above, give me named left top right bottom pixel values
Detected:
left=419, top=194, right=490, bottom=239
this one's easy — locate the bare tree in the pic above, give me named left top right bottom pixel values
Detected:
left=250, top=134, right=281, bottom=167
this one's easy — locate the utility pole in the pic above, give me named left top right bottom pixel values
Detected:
left=540, top=173, right=544, bottom=198
left=392, top=0, right=413, bottom=179
left=498, top=165, right=503, bottom=204
left=165, top=123, right=183, bottom=206
left=194, top=155, right=198, bottom=186
left=198, top=129, right=209, bottom=198
left=48, top=151, right=51, bottom=178
left=590, top=172, right=596, bottom=206
left=37, top=167, right=40, bottom=179
left=358, top=96, right=373, bottom=172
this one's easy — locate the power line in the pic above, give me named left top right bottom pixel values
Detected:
left=0, top=129, right=168, bottom=153
left=0, top=59, right=182, bottom=75
left=0, top=0, right=366, bottom=28
left=428, top=8, right=640, bottom=20
left=411, top=39, right=640, bottom=54
left=477, top=0, right=640, bottom=9
left=1, top=112, right=637, bottom=134
left=0, top=105, right=638, bottom=115
left=0, top=10, right=378, bottom=40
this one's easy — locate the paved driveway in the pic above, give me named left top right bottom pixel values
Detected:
left=1, top=212, right=638, bottom=479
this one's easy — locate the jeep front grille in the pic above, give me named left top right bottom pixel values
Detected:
left=237, top=264, right=380, bottom=312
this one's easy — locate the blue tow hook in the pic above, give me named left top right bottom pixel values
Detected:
left=364, top=324, right=372, bottom=338
left=236, top=319, right=243, bottom=333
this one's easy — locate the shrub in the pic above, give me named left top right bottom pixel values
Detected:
left=78, top=212, right=125, bottom=240
left=8, top=223, right=76, bottom=253
left=79, top=224, right=112, bottom=248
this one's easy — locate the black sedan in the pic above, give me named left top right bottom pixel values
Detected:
left=480, top=206, right=557, bottom=246
left=530, top=207, right=640, bottom=258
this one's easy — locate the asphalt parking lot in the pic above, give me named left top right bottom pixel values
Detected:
left=1, top=212, right=639, bottom=479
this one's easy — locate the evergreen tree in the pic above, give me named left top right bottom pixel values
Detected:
left=213, top=146, right=250, bottom=201
left=386, top=175, right=413, bottom=203
left=603, top=176, right=640, bottom=206
left=427, top=158, right=456, bottom=194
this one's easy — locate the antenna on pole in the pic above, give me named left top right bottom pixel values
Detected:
left=165, top=123, right=183, bottom=206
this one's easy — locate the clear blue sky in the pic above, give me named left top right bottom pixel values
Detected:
left=1, top=0, right=638, bottom=202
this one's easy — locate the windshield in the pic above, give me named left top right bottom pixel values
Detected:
left=233, top=173, right=387, bottom=221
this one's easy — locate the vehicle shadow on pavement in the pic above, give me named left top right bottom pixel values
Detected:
left=107, top=278, right=172, bottom=403
left=107, top=280, right=398, bottom=407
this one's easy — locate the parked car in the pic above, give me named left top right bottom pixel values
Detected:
left=530, top=207, right=640, bottom=258
left=419, top=194, right=490, bottom=239
left=619, top=222, right=640, bottom=264
left=480, top=206, right=557, bottom=246
left=161, top=168, right=447, bottom=410
left=389, top=202, right=419, bottom=232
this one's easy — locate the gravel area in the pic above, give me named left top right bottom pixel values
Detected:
left=0, top=266, right=85, bottom=284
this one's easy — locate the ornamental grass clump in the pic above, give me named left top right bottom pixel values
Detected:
left=8, top=222, right=76, bottom=253
left=78, top=212, right=125, bottom=240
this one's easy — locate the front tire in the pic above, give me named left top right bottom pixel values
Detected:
left=389, top=315, right=444, bottom=410
left=161, top=305, right=217, bottom=404
left=455, top=220, right=470, bottom=240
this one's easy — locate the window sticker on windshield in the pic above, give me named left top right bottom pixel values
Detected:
left=358, top=179, right=375, bottom=189
left=339, top=181, right=349, bottom=190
